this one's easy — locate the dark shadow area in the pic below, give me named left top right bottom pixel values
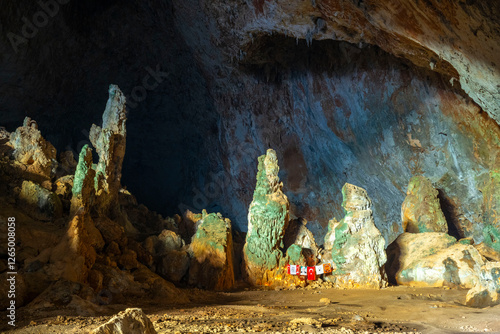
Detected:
left=437, top=189, right=463, bottom=240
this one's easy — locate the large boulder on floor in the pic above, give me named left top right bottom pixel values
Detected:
left=401, top=176, right=448, bottom=233
left=9, top=117, right=56, bottom=179
left=323, top=183, right=387, bottom=289
left=19, top=180, right=62, bottom=221
left=243, top=149, right=290, bottom=286
left=387, top=232, right=484, bottom=288
left=189, top=212, right=235, bottom=290
left=466, top=262, right=500, bottom=308
left=91, top=308, right=157, bottom=334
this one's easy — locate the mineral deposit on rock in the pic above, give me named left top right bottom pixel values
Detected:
left=323, top=183, right=387, bottom=289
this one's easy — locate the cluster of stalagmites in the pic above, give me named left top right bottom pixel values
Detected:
left=1, top=86, right=500, bottom=314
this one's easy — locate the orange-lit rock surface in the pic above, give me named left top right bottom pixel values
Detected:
left=189, top=211, right=235, bottom=290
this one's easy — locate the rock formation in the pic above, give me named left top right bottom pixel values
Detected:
left=70, top=144, right=95, bottom=215
left=242, top=149, right=291, bottom=286
left=466, top=262, right=500, bottom=308
left=188, top=211, right=235, bottom=290
left=387, top=232, right=484, bottom=288
left=401, top=176, right=448, bottom=233
left=19, top=180, right=62, bottom=221
left=89, top=84, right=127, bottom=216
left=323, top=183, right=387, bottom=289
left=91, top=308, right=157, bottom=334
left=8, top=117, right=56, bottom=180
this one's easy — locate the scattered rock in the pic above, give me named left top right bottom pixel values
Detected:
left=189, top=211, right=235, bottom=290
left=91, top=308, right=157, bottom=334
left=323, top=183, right=387, bottom=289
left=387, top=232, right=484, bottom=288
left=243, top=149, right=290, bottom=286
left=401, top=176, right=448, bottom=233
left=319, top=297, right=331, bottom=304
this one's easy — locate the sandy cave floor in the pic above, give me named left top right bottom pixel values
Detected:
left=1, top=285, right=500, bottom=334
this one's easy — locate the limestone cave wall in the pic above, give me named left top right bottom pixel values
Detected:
left=0, top=0, right=499, bottom=245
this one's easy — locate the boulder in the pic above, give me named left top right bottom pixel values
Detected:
left=19, top=180, right=62, bottom=221
left=157, top=250, right=190, bottom=283
left=8, top=117, right=56, bottom=179
left=91, top=308, right=157, bottom=334
left=283, top=218, right=318, bottom=256
left=157, top=229, right=184, bottom=254
left=401, top=176, right=448, bottom=233
left=243, top=149, right=290, bottom=286
left=466, top=262, right=500, bottom=308
left=323, top=183, right=387, bottom=289
left=89, top=84, right=127, bottom=215
left=387, top=232, right=484, bottom=288
left=189, top=212, right=235, bottom=290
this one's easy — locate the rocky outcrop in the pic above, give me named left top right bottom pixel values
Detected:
left=387, top=232, right=484, bottom=288
left=243, top=149, right=290, bottom=286
left=8, top=117, right=56, bottom=180
left=189, top=212, right=235, bottom=290
left=91, top=308, right=157, bottom=334
left=466, top=262, right=500, bottom=308
left=19, top=180, right=62, bottom=221
left=323, top=183, right=387, bottom=289
left=401, top=176, right=447, bottom=233
left=89, top=84, right=127, bottom=215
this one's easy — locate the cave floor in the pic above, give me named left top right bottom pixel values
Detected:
left=2, top=285, right=499, bottom=334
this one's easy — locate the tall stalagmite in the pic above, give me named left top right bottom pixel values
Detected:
left=89, top=84, right=127, bottom=216
left=243, top=149, right=290, bottom=286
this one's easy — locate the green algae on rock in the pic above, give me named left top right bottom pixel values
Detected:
left=243, top=149, right=291, bottom=286
left=401, top=176, right=448, bottom=233
left=70, top=144, right=96, bottom=215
